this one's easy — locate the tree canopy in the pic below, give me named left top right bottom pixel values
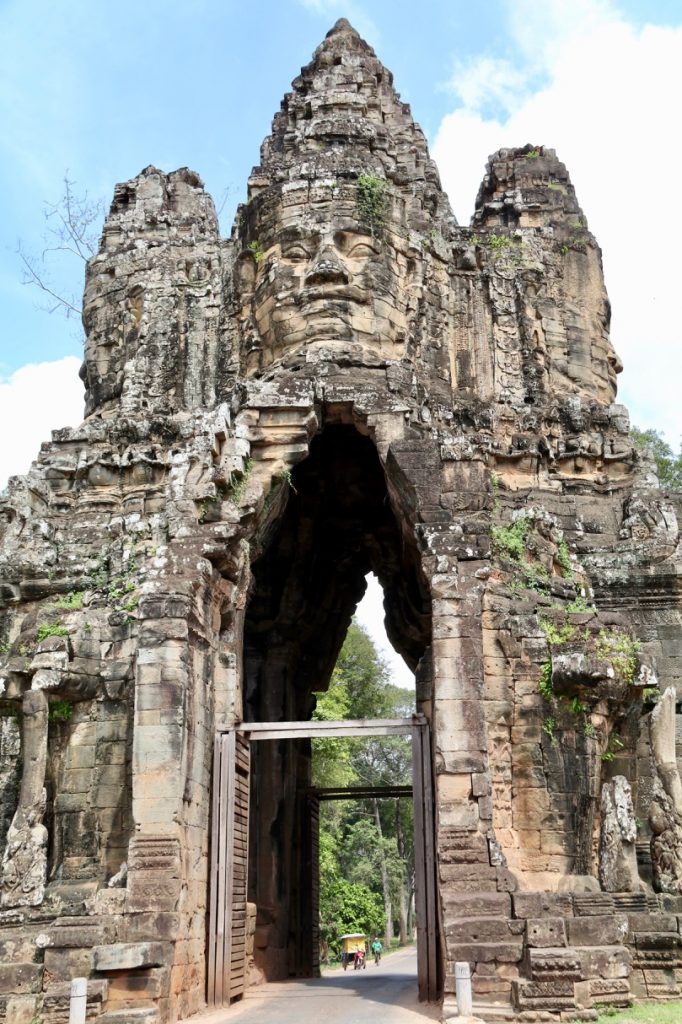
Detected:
left=312, top=619, right=416, bottom=958
left=632, top=426, right=682, bottom=489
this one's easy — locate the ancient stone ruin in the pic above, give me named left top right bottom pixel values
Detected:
left=0, top=18, right=681, bottom=1023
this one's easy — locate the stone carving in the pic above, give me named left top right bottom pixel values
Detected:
left=649, top=688, right=682, bottom=893
left=0, top=17, right=678, bottom=1023
left=599, top=776, right=642, bottom=892
left=0, top=690, right=48, bottom=907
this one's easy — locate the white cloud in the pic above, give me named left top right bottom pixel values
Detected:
left=0, top=358, right=83, bottom=490
left=433, top=1, right=682, bottom=442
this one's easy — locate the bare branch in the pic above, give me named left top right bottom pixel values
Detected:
left=18, top=173, right=106, bottom=321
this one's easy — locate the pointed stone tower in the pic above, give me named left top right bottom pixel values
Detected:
left=0, top=20, right=680, bottom=1024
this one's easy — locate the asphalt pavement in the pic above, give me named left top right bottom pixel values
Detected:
left=196, top=946, right=441, bottom=1024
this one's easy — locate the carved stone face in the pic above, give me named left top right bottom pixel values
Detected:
left=243, top=197, right=412, bottom=372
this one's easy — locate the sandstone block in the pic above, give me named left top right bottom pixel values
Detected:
left=93, top=941, right=170, bottom=971
left=526, top=918, right=567, bottom=947
left=527, top=947, right=582, bottom=980
left=512, top=978, right=576, bottom=1011
left=0, top=964, right=42, bottom=995
left=568, top=913, right=628, bottom=946
left=512, top=892, right=573, bottom=919
left=577, top=944, right=630, bottom=979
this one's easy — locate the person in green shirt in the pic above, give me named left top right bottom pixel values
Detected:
left=371, top=938, right=382, bottom=964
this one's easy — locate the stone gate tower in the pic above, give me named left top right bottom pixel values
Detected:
left=1, top=19, right=681, bottom=1023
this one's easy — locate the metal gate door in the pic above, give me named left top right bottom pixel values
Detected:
left=207, top=731, right=250, bottom=1008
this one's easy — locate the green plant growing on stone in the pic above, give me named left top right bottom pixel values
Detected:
left=52, top=590, right=84, bottom=610
left=567, top=696, right=588, bottom=715
left=491, top=516, right=530, bottom=562
left=198, top=493, right=219, bottom=524
left=539, top=660, right=554, bottom=701
left=487, top=233, right=518, bottom=252
left=566, top=595, right=596, bottom=613
left=526, top=149, right=540, bottom=159
left=583, top=721, right=596, bottom=738
left=36, top=624, right=69, bottom=642
left=601, top=734, right=624, bottom=763
left=229, top=458, right=255, bottom=505
left=542, top=716, right=557, bottom=744
left=357, top=175, right=387, bottom=235
left=248, top=240, right=264, bottom=263
left=556, top=541, right=573, bottom=578
left=539, top=618, right=576, bottom=647
left=595, top=629, right=641, bottom=683
left=276, top=466, right=296, bottom=492
left=48, top=700, right=73, bottom=723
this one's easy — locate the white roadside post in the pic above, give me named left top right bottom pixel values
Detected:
left=69, top=977, right=87, bottom=1024
left=455, top=961, right=473, bottom=1017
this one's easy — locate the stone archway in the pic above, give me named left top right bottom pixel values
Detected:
left=240, top=421, right=433, bottom=984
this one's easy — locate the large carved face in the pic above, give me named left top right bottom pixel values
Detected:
left=241, top=195, right=412, bottom=372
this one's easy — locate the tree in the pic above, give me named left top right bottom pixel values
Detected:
left=18, top=175, right=105, bottom=320
left=312, top=620, right=417, bottom=951
left=632, top=426, right=682, bottom=490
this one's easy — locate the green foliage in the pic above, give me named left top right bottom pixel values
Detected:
left=320, top=878, right=385, bottom=951
left=595, top=629, right=641, bottom=683
left=540, top=619, right=576, bottom=646
left=583, top=721, right=596, bottom=738
left=595, top=1001, right=682, bottom=1023
left=556, top=541, right=573, bottom=577
left=248, top=240, right=264, bottom=263
left=36, top=624, right=69, bottom=642
left=228, top=458, right=254, bottom=505
left=313, top=620, right=414, bottom=948
left=52, top=591, right=84, bottom=610
left=542, top=716, right=557, bottom=743
left=601, top=734, right=624, bottom=763
left=491, top=516, right=530, bottom=562
left=539, top=660, right=554, bottom=701
left=487, top=233, right=518, bottom=252
left=48, top=700, right=73, bottom=723
left=631, top=426, right=682, bottom=489
left=526, top=149, right=540, bottom=159
left=356, top=175, right=387, bottom=234
left=566, top=595, right=596, bottom=613
left=567, top=696, right=588, bottom=715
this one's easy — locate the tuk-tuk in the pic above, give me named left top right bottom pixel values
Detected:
left=340, top=933, right=367, bottom=971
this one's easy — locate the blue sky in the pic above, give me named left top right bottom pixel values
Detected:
left=2, top=0, right=681, bottom=687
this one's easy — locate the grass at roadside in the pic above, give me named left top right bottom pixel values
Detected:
left=596, top=1003, right=682, bottom=1024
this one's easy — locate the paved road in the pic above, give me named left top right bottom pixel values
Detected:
left=197, top=947, right=441, bottom=1024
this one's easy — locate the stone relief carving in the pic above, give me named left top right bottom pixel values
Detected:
left=599, top=776, right=643, bottom=892
left=0, top=690, right=48, bottom=908
left=649, top=687, right=682, bottom=893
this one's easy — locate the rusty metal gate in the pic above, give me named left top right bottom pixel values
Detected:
left=207, top=714, right=438, bottom=1007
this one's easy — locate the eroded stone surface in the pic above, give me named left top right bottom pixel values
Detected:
left=0, top=16, right=680, bottom=1023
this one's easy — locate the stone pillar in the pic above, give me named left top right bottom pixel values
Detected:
left=0, top=689, right=48, bottom=907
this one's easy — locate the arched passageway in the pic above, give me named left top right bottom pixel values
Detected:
left=241, top=424, right=433, bottom=983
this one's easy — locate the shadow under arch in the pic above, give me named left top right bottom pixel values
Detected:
left=242, top=422, right=433, bottom=982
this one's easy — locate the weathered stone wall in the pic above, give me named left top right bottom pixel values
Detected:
left=0, top=17, right=680, bottom=1024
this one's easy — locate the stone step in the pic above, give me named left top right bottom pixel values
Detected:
left=98, top=1010, right=159, bottom=1024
